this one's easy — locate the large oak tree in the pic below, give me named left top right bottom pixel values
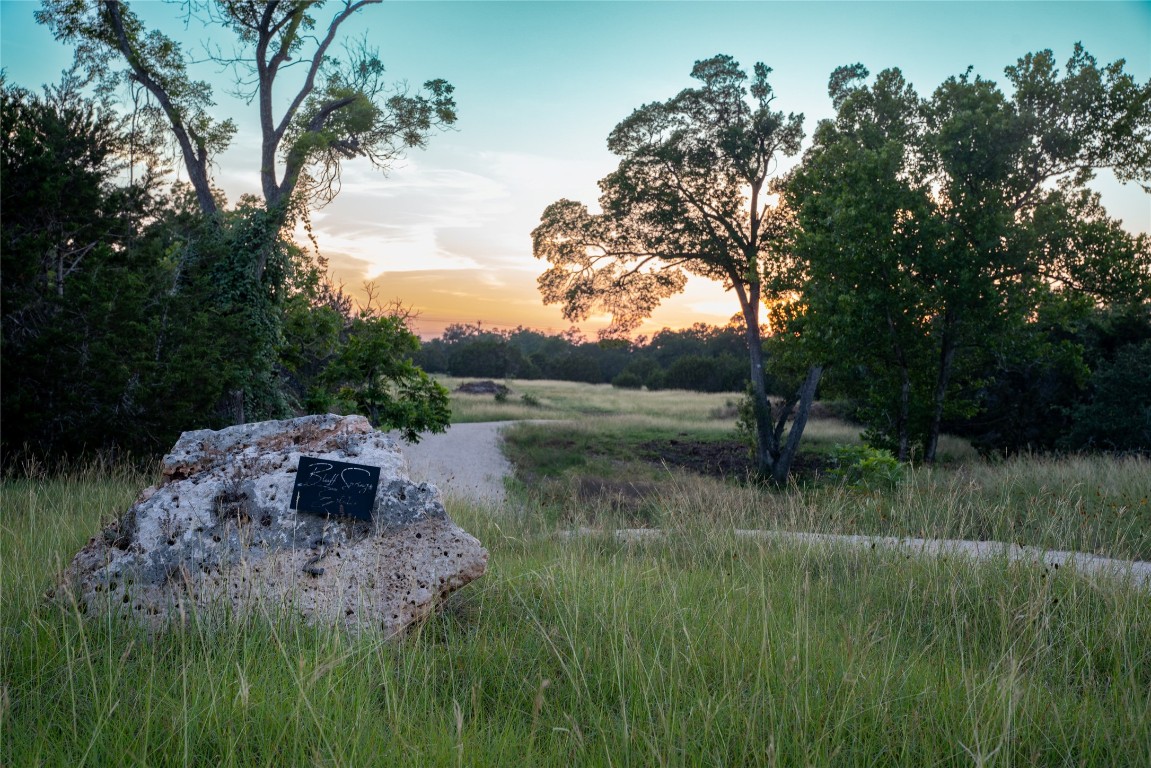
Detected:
left=533, top=55, right=821, bottom=483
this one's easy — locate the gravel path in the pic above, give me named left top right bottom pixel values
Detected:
left=393, top=420, right=1149, bottom=589
left=391, top=421, right=515, bottom=505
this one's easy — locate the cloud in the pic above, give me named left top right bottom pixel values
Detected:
left=302, top=147, right=609, bottom=278
left=299, top=157, right=518, bottom=274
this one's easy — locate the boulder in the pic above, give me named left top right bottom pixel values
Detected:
left=58, top=414, right=487, bottom=636
left=455, top=380, right=510, bottom=396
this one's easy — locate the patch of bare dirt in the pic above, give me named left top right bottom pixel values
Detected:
left=640, top=438, right=830, bottom=481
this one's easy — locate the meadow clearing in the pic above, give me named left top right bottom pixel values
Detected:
left=1, top=380, right=1148, bottom=766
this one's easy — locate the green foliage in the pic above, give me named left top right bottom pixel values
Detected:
left=1, top=76, right=163, bottom=458
left=30, top=4, right=459, bottom=450
left=421, top=321, right=752, bottom=392
left=783, top=46, right=1151, bottom=462
left=734, top=385, right=758, bottom=453
left=947, top=303, right=1149, bottom=456
left=321, top=314, right=451, bottom=442
left=826, top=444, right=904, bottom=489
left=1068, top=339, right=1151, bottom=451
left=662, top=353, right=746, bottom=393
left=1, top=75, right=447, bottom=461
left=611, top=370, right=645, bottom=389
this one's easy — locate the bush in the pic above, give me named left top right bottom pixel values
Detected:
left=612, top=371, right=644, bottom=389
left=827, top=444, right=903, bottom=489
left=734, top=387, right=757, bottom=454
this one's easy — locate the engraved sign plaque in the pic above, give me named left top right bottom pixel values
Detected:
left=290, top=456, right=381, bottom=522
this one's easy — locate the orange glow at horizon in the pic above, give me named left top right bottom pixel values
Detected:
left=329, top=262, right=739, bottom=341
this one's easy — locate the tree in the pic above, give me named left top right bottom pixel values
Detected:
left=1067, top=338, right=1151, bottom=451
left=35, top=0, right=457, bottom=431
left=1, top=75, right=161, bottom=458
left=948, top=303, right=1151, bottom=455
left=320, top=312, right=451, bottom=443
left=784, top=46, right=1151, bottom=461
left=532, top=55, right=821, bottom=483
left=276, top=277, right=451, bottom=440
left=37, top=0, right=457, bottom=234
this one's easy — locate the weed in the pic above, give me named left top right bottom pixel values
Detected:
left=4, top=383, right=1148, bottom=765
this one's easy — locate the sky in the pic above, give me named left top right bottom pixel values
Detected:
left=3, top=0, right=1149, bottom=338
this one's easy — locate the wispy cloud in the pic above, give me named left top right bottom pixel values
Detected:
left=304, top=158, right=516, bottom=274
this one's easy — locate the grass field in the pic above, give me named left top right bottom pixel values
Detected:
left=483, top=381, right=1150, bottom=561
left=2, top=383, right=1149, bottom=765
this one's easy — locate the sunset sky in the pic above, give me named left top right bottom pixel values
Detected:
left=3, top=1, right=1149, bottom=338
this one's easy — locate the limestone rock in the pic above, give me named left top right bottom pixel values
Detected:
left=58, top=414, right=488, bottom=636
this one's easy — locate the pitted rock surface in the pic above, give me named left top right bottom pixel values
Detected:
left=59, top=414, right=487, bottom=635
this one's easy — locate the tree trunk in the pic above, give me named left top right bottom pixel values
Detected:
left=885, top=311, right=911, bottom=461
left=897, top=370, right=911, bottom=461
left=925, top=329, right=958, bottom=464
left=737, top=289, right=777, bottom=479
left=229, top=388, right=245, bottom=426
left=103, top=0, right=218, bottom=217
left=771, top=365, right=823, bottom=485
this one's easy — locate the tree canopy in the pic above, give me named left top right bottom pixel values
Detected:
left=2, top=2, right=458, bottom=463
left=783, top=45, right=1151, bottom=461
left=37, top=0, right=457, bottom=231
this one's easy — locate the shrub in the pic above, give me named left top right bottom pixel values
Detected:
left=827, top=443, right=903, bottom=489
left=734, top=386, right=757, bottom=454
left=612, top=371, right=644, bottom=389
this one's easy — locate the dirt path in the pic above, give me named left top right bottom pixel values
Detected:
left=557, top=527, right=1150, bottom=589
left=392, top=420, right=1148, bottom=589
left=391, top=421, right=515, bottom=505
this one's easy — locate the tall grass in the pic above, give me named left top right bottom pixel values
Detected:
left=3, top=469, right=1149, bottom=765
left=440, top=377, right=743, bottom=426
left=503, top=418, right=1151, bottom=560
left=1, top=464, right=149, bottom=615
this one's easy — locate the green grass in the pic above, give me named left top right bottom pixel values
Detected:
left=508, top=449, right=1151, bottom=560
left=2, top=476, right=1149, bottom=766
left=499, top=395, right=1151, bottom=560
left=3, top=384, right=1149, bottom=765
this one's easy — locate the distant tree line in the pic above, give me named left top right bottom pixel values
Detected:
left=416, top=305, right=1151, bottom=457
left=415, top=321, right=752, bottom=393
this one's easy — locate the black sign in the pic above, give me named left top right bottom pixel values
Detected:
left=290, top=457, right=381, bottom=522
